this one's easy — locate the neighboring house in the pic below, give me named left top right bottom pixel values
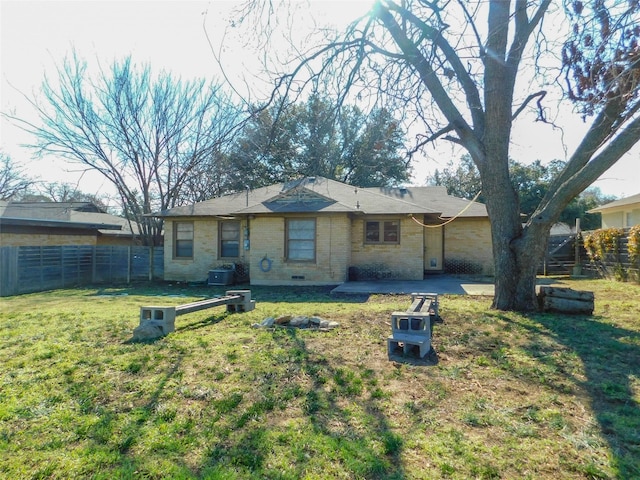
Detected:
left=549, top=222, right=574, bottom=235
left=154, top=176, right=493, bottom=286
left=0, top=201, right=139, bottom=246
left=587, top=193, right=640, bottom=229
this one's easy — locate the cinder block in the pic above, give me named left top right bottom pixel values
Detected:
left=388, top=310, right=432, bottom=359
left=390, top=312, right=431, bottom=337
left=387, top=336, right=431, bottom=358
left=225, top=290, right=255, bottom=312
left=139, top=306, right=176, bottom=334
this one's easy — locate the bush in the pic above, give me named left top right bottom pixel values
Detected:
left=628, top=225, right=640, bottom=265
left=583, top=228, right=625, bottom=261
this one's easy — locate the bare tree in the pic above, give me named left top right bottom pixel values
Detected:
left=37, top=182, right=115, bottom=213
left=229, top=0, right=640, bottom=311
left=7, top=54, right=242, bottom=245
left=0, top=152, right=35, bottom=200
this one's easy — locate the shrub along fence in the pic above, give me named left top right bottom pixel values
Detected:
left=0, top=245, right=164, bottom=297
left=582, top=226, right=640, bottom=282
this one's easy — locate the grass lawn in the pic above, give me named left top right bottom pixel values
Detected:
left=1, top=277, right=639, bottom=479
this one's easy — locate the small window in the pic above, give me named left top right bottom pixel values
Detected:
left=365, top=220, right=399, bottom=244
left=366, top=221, right=380, bottom=242
left=174, top=222, right=194, bottom=258
left=287, top=218, right=316, bottom=261
left=219, top=221, right=240, bottom=258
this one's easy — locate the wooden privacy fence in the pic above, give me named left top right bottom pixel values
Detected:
left=541, top=234, right=580, bottom=275
left=581, top=233, right=638, bottom=281
left=0, top=245, right=164, bottom=297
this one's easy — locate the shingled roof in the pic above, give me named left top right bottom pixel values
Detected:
left=0, top=201, right=105, bottom=220
left=154, top=176, right=487, bottom=218
left=587, top=192, right=640, bottom=213
left=0, top=201, right=126, bottom=233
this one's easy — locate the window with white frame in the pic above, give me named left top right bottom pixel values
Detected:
left=286, top=218, right=316, bottom=261
left=219, top=221, right=240, bottom=258
left=173, top=221, right=194, bottom=258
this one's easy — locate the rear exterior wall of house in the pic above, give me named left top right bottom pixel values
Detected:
left=163, top=217, right=250, bottom=283
left=444, top=218, right=494, bottom=275
left=349, top=216, right=424, bottom=280
left=250, top=213, right=351, bottom=286
left=162, top=214, right=494, bottom=284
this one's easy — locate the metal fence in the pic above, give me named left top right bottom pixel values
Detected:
left=0, top=245, right=164, bottom=297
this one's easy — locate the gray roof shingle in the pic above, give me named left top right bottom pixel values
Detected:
left=155, top=177, right=487, bottom=218
left=0, top=201, right=127, bottom=233
left=587, top=192, right=640, bottom=213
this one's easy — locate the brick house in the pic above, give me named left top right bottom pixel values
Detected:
left=154, top=176, right=493, bottom=285
left=0, top=201, right=138, bottom=246
left=587, top=192, right=640, bottom=229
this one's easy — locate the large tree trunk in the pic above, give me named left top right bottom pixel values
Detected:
left=490, top=209, right=551, bottom=311
left=482, top=179, right=543, bottom=311
left=479, top=0, right=538, bottom=311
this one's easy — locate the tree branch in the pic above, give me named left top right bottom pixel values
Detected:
left=512, top=90, right=547, bottom=120
left=508, top=0, right=552, bottom=70
left=384, top=1, right=485, bottom=133
left=374, top=2, right=484, bottom=160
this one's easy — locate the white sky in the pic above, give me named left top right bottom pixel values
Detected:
left=1, top=0, right=638, bottom=201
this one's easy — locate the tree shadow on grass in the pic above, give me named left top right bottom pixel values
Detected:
left=199, top=327, right=406, bottom=479
left=93, top=283, right=371, bottom=304
left=175, top=313, right=228, bottom=334
left=500, top=312, right=640, bottom=479
left=124, top=309, right=234, bottom=344
left=117, top=354, right=185, bottom=454
left=62, top=353, right=184, bottom=463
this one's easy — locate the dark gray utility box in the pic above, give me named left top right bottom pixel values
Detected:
left=208, top=269, right=234, bottom=286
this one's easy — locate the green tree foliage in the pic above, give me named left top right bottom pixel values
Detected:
left=561, top=187, right=616, bottom=231
left=226, top=94, right=409, bottom=190
left=227, top=107, right=299, bottom=189
left=179, top=151, right=237, bottom=203
left=429, top=155, right=615, bottom=230
left=428, top=155, right=483, bottom=202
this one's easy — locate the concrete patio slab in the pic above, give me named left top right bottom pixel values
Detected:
left=331, top=275, right=496, bottom=296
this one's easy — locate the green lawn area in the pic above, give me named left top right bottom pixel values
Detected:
left=1, top=278, right=639, bottom=479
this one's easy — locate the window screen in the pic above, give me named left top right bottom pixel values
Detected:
left=174, top=222, right=194, bottom=258
left=220, top=221, right=240, bottom=257
left=287, top=219, right=316, bottom=261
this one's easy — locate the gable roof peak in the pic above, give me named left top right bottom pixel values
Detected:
left=281, top=176, right=323, bottom=192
